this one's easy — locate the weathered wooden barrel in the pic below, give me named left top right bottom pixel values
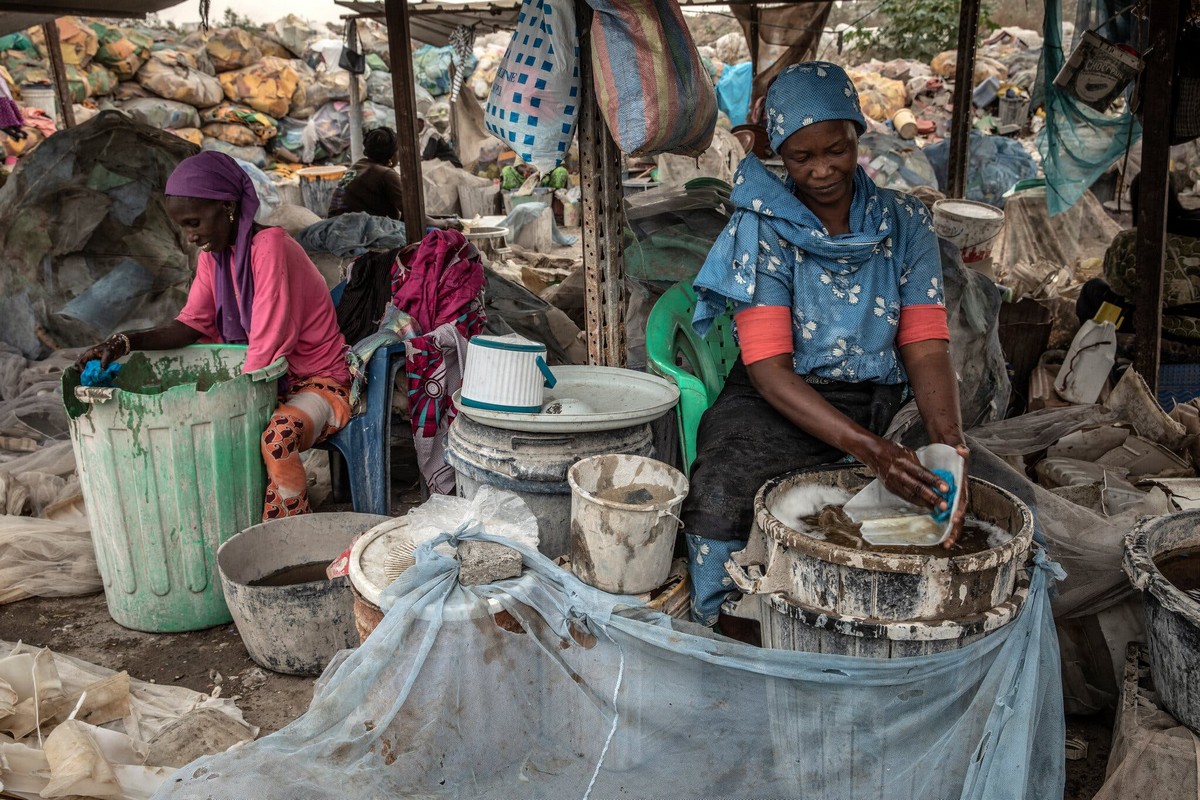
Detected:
left=1124, top=509, right=1200, bottom=733
left=728, top=464, right=1034, bottom=656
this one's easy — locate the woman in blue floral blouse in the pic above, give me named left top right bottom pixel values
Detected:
left=682, top=62, right=969, bottom=630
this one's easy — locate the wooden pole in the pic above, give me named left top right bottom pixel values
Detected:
left=1132, top=0, right=1184, bottom=388
left=947, top=0, right=981, bottom=198
left=384, top=0, right=427, bottom=234
left=41, top=21, right=76, bottom=129
left=577, top=1, right=626, bottom=368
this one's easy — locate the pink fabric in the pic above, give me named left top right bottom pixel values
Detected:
left=178, top=227, right=350, bottom=385
left=0, top=98, right=21, bottom=130
left=896, top=304, right=950, bottom=347
left=391, top=230, right=487, bottom=334
left=735, top=306, right=794, bottom=365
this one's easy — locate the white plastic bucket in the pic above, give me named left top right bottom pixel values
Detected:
left=932, top=199, right=1006, bottom=269
left=297, top=165, right=347, bottom=217
left=21, top=85, right=57, bottom=124
left=461, top=334, right=556, bottom=413
left=567, top=455, right=689, bottom=594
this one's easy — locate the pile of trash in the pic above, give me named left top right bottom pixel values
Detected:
left=0, top=640, right=256, bottom=799
left=966, top=367, right=1200, bottom=712
left=0, top=16, right=476, bottom=171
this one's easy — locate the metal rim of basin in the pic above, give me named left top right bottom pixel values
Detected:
left=755, top=467, right=1034, bottom=577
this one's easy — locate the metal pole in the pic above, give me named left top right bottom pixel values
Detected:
left=748, top=3, right=761, bottom=75
left=384, top=0, right=427, bottom=234
left=1133, top=0, right=1184, bottom=388
left=41, top=21, right=76, bottom=129
left=577, top=1, right=626, bottom=368
left=347, top=19, right=365, bottom=164
left=947, top=0, right=981, bottom=198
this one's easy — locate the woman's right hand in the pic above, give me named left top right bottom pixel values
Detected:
left=74, top=335, right=128, bottom=372
left=859, top=436, right=949, bottom=514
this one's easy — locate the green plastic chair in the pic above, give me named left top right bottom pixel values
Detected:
left=646, top=281, right=740, bottom=472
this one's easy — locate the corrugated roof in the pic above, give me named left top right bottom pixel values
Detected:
left=336, top=0, right=522, bottom=46
left=335, top=0, right=823, bottom=45
left=0, top=0, right=185, bottom=37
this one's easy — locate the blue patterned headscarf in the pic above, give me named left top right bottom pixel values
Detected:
left=765, top=61, right=867, bottom=152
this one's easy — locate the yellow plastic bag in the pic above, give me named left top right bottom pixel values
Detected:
left=201, top=101, right=279, bottom=144
left=205, top=28, right=263, bottom=73
left=92, top=23, right=152, bottom=80
left=931, top=50, right=1009, bottom=84
left=202, top=122, right=262, bottom=148
left=172, top=127, right=204, bottom=146
left=846, top=68, right=907, bottom=122
left=30, top=17, right=98, bottom=68
left=137, top=49, right=224, bottom=108
left=218, top=57, right=298, bottom=118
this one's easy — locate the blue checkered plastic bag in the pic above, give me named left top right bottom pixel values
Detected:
left=485, top=0, right=580, bottom=172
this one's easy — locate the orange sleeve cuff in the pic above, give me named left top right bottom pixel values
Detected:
left=897, top=304, right=950, bottom=347
left=735, top=306, right=793, bottom=365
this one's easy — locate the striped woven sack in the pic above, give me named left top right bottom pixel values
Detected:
left=587, top=0, right=717, bottom=158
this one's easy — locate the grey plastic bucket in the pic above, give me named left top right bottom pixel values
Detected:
left=1124, top=509, right=1200, bottom=733
left=567, top=455, right=688, bottom=594
left=445, top=416, right=653, bottom=559
left=218, top=512, right=388, bottom=675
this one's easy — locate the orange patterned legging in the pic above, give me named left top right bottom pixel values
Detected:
left=261, top=379, right=352, bottom=521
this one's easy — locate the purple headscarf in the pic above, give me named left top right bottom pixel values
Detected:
left=165, top=151, right=260, bottom=344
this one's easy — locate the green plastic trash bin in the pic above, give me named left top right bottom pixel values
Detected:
left=63, top=346, right=287, bottom=633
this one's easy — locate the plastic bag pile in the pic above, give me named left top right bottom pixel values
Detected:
left=0, top=16, right=476, bottom=169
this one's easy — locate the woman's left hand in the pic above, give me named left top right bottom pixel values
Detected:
left=942, top=444, right=970, bottom=549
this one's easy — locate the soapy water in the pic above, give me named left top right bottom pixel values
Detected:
left=769, top=484, right=1012, bottom=557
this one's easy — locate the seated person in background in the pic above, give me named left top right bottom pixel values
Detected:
left=328, top=127, right=406, bottom=220
left=328, top=126, right=458, bottom=230
left=418, top=113, right=462, bottom=168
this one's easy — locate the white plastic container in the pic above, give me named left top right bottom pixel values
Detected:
left=932, top=199, right=1006, bottom=270
left=461, top=334, right=557, bottom=414
left=842, top=443, right=966, bottom=547
left=1054, top=320, right=1117, bottom=404
left=567, top=454, right=688, bottom=594
left=20, top=86, right=57, bottom=124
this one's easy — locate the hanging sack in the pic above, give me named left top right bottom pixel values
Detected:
left=586, top=0, right=717, bottom=158
left=339, top=21, right=366, bottom=76
left=485, top=0, right=580, bottom=173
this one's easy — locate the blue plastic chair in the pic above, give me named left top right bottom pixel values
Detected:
left=319, top=281, right=407, bottom=515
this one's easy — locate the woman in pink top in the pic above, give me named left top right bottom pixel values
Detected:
left=76, top=151, right=351, bottom=521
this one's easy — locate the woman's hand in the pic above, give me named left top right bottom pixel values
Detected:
left=860, top=436, right=952, bottom=516
left=74, top=334, right=129, bottom=371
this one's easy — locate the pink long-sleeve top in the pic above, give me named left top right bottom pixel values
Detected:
left=177, top=227, right=350, bottom=386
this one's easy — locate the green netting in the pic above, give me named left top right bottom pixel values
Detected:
left=1037, top=0, right=1141, bottom=216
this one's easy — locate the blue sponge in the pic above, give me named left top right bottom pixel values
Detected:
left=81, top=359, right=122, bottom=388
left=931, top=468, right=957, bottom=524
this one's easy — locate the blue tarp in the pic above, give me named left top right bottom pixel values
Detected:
left=925, top=132, right=1039, bottom=208
left=717, top=61, right=754, bottom=127
left=157, top=488, right=1066, bottom=800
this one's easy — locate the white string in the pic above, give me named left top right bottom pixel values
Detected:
left=582, top=638, right=625, bottom=800
left=32, top=655, right=43, bottom=748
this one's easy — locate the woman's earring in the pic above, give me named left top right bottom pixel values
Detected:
left=228, top=210, right=235, bottom=222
